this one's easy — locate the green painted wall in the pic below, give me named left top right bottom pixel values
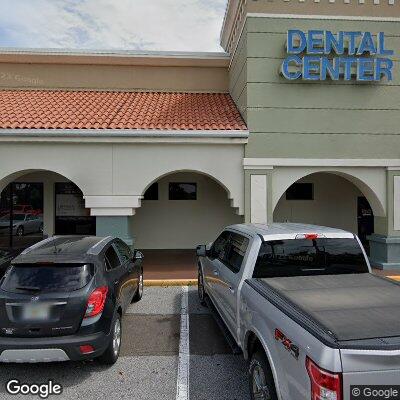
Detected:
left=229, top=24, right=248, bottom=123
left=231, top=15, right=400, bottom=159
left=96, top=216, right=134, bottom=247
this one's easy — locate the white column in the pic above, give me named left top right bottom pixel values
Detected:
left=43, top=179, right=54, bottom=236
left=250, top=175, right=268, bottom=224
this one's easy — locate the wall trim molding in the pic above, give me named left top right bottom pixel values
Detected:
left=244, top=165, right=274, bottom=170
left=244, top=158, right=400, bottom=168
left=247, top=12, right=400, bottom=22
left=0, top=129, right=249, bottom=144
left=0, top=48, right=230, bottom=67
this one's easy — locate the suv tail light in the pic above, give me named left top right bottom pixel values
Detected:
left=84, top=286, right=108, bottom=318
left=306, top=357, right=342, bottom=400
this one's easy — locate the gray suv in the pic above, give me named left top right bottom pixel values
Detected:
left=0, top=235, right=144, bottom=364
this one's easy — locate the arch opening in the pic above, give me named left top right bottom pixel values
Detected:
left=0, top=170, right=95, bottom=251
left=273, top=172, right=377, bottom=253
left=132, top=171, right=243, bottom=250
left=130, top=170, right=244, bottom=278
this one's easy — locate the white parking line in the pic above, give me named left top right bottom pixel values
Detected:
left=176, top=286, right=190, bottom=400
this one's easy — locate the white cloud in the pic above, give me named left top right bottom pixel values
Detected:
left=0, top=0, right=227, bottom=51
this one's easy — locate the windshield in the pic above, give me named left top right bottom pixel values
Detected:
left=253, top=238, right=369, bottom=278
left=1, top=263, right=94, bottom=293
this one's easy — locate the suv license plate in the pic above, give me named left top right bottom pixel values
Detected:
left=22, top=304, right=50, bottom=321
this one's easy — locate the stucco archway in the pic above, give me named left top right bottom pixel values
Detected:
left=0, top=168, right=89, bottom=199
left=139, top=168, right=241, bottom=215
left=273, top=171, right=382, bottom=252
left=131, top=170, right=244, bottom=250
left=0, top=169, right=93, bottom=244
left=272, top=168, right=386, bottom=218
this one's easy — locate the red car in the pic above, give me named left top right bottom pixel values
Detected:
left=10, top=205, right=42, bottom=216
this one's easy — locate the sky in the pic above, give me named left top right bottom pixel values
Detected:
left=0, top=0, right=228, bottom=52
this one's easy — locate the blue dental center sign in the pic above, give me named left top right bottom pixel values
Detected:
left=281, top=30, right=394, bottom=81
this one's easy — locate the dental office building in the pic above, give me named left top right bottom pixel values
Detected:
left=0, top=0, right=399, bottom=269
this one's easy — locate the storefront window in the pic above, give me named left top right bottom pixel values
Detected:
left=286, top=183, right=314, bottom=201
left=0, top=182, right=44, bottom=250
left=169, top=182, right=197, bottom=200
left=55, top=182, right=96, bottom=235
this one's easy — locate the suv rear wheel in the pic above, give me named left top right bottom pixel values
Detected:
left=198, top=268, right=207, bottom=306
left=249, top=350, right=278, bottom=400
left=131, top=269, right=143, bottom=303
left=98, top=314, right=122, bottom=365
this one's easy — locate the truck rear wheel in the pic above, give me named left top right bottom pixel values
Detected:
left=249, top=351, right=278, bottom=400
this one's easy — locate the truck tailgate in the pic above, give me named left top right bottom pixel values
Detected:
left=343, top=369, right=400, bottom=400
left=341, top=346, right=400, bottom=390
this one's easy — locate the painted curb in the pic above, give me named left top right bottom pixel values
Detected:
left=144, top=279, right=198, bottom=287
left=144, top=276, right=400, bottom=286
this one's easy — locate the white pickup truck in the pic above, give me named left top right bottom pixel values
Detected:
left=196, top=223, right=400, bottom=400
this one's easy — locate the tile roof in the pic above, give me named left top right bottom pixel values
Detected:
left=0, top=90, right=247, bottom=131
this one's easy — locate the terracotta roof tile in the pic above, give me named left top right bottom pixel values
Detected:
left=0, top=90, right=247, bottom=131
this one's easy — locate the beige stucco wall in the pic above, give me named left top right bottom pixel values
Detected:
left=0, top=62, right=229, bottom=92
left=130, top=172, right=243, bottom=249
left=274, top=173, right=363, bottom=234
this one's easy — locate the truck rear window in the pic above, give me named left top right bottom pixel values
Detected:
left=253, top=238, right=369, bottom=278
left=1, top=263, right=94, bottom=293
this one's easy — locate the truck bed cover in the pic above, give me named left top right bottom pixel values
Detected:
left=246, top=273, right=400, bottom=350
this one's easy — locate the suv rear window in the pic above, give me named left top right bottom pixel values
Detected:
left=253, top=238, right=369, bottom=278
left=1, top=264, right=94, bottom=293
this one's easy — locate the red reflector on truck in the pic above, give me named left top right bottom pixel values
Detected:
left=306, top=357, right=342, bottom=400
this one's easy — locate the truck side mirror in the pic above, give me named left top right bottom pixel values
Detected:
left=196, top=245, right=208, bottom=257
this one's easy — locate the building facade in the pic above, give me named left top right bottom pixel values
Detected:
left=1, top=0, right=400, bottom=269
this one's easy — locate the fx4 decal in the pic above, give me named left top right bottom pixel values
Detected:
left=275, top=329, right=300, bottom=360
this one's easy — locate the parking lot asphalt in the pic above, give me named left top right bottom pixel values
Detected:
left=0, top=286, right=250, bottom=400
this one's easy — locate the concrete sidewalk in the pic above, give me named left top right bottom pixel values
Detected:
left=142, top=249, right=197, bottom=285
left=141, top=248, right=400, bottom=285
